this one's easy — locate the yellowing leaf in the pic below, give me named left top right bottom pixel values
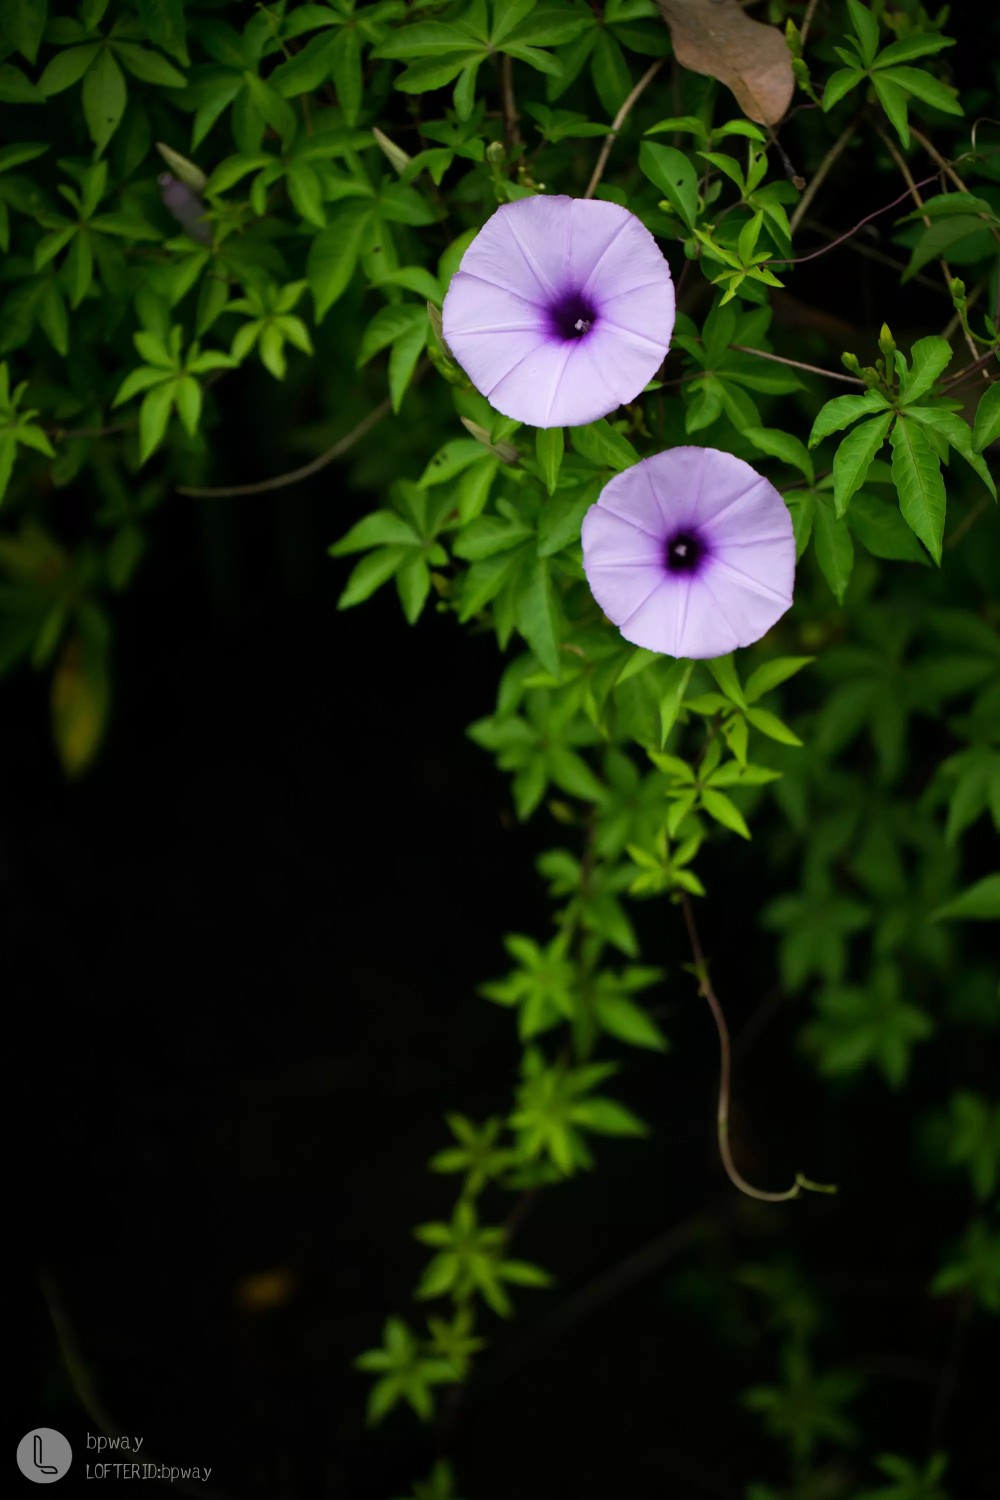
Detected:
left=656, top=0, right=794, bottom=125
left=51, top=629, right=110, bottom=778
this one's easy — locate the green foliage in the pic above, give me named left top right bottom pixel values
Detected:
left=856, top=1453, right=950, bottom=1500
left=932, top=1219, right=1000, bottom=1313
left=822, top=1, right=961, bottom=148
left=743, top=1346, right=861, bottom=1467
left=354, top=1318, right=456, bottom=1424
left=2, top=2, right=997, bottom=1494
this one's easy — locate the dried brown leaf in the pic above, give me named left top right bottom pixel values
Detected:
left=657, top=0, right=795, bottom=126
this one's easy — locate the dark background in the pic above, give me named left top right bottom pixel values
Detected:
left=7, top=10, right=998, bottom=1495
left=8, top=403, right=994, bottom=1500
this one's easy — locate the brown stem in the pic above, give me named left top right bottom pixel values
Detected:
left=799, top=0, right=820, bottom=46
left=772, top=173, right=940, bottom=264
left=679, top=893, right=830, bottom=1204
left=940, top=348, right=997, bottom=389
left=944, top=495, right=993, bottom=550
left=729, top=343, right=865, bottom=386
left=176, top=392, right=397, bottom=498
left=584, top=59, right=665, bottom=200
left=877, top=129, right=981, bottom=365
left=498, top=53, right=521, bottom=157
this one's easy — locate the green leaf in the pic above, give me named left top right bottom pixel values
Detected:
left=899, top=335, right=952, bottom=404
left=870, top=72, right=910, bottom=147
left=746, top=706, right=802, bottom=747
left=903, top=215, right=991, bottom=281
left=905, top=406, right=996, bottom=500
left=330, top=511, right=419, bottom=556
left=6, top=0, right=47, bottom=65
left=972, top=383, right=1000, bottom=454
left=535, top=427, right=564, bottom=496
left=809, top=390, right=890, bottom=447
left=638, top=141, right=699, bottom=230
left=812, top=498, right=854, bottom=603
left=571, top=419, right=639, bottom=472
left=846, top=492, right=930, bottom=563
left=357, top=304, right=425, bottom=367
left=113, top=42, right=185, bottom=87
left=38, top=42, right=99, bottom=95
left=890, top=417, right=946, bottom=564
left=745, top=656, right=813, bottom=702
left=138, top=380, right=175, bottom=464
left=82, top=46, right=127, bottom=153
left=743, top=427, right=814, bottom=484
left=872, top=34, right=955, bottom=67
left=701, top=788, right=751, bottom=839
left=135, top=0, right=188, bottom=64
left=388, top=318, right=426, bottom=413
left=833, top=412, right=894, bottom=517
left=307, top=202, right=370, bottom=321
left=270, top=31, right=338, bottom=97
left=593, top=992, right=667, bottom=1051
left=879, top=65, right=962, bottom=115
left=570, top=1096, right=647, bottom=1136
left=338, top=546, right=408, bottom=609
left=659, top=659, right=693, bottom=747
left=706, top=654, right=746, bottom=709
left=536, top=483, right=595, bottom=557
left=822, top=66, right=864, bottom=111
left=332, top=24, right=363, bottom=125
left=846, top=0, right=880, bottom=67
left=932, top=874, right=1000, bottom=922
left=0, top=62, right=45, bottom=103
left=515, top=557, right=560, bottom=675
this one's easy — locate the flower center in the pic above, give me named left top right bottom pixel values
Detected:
left=548, top=290, right=598, bottom=341
left=665, top=531, right=705, bottom=574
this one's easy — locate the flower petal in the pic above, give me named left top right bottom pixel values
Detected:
left=582, top=447, right=796, bottom=659
left=442, top=196, right=675, bottom=428
left=575, top=200, right=675, bottom=307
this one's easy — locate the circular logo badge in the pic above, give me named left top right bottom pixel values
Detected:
left=16, top=1430, right=72, bottom=1484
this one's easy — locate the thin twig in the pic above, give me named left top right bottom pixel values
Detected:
left=940, top=348, right=997, bottom=389
left=584, top=59, right=665, bottom=200
left=877, top=129, right=981, bottom=365
left=498, top=53, right=521, bottom=157
left=799, top=0, right=820, bottom=47
left=798, top=216, right=946, bottom=292
left=44, top=418, right=137, bottom=441
left=944, top=495, right=993, bottom=550
left=176, top=393, right=396, bottom=498
left=729, top=343, right=864, bottom=385
left=789, top=118, right=857, bottom=236
left=679, top=893, right=834, bottom=1203
left=771, top=173, right=940, bottom=264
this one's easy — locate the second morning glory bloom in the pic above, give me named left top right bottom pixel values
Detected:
left=581, top=447, right=796, bottom=660
left=442, top=195, right=675, bottom=429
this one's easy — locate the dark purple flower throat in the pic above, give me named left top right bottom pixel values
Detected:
left=665, top=530, right=707, bottom=574
left=548, top=289, right=598, bottom=341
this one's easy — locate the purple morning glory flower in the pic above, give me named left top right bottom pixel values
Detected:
left=158, top=172, right=211, bottom=245
left=581, top=447, right=795, bottom=660
left=442, top=195, right=675, bottom=429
